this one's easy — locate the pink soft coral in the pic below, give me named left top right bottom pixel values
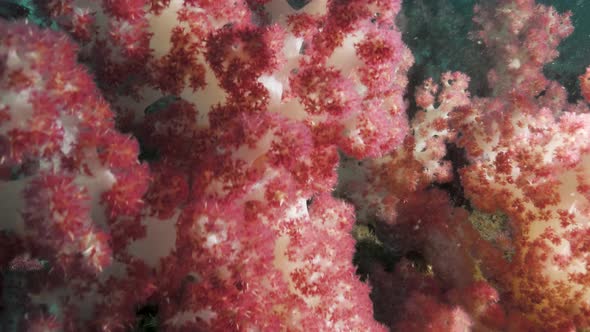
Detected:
left=1, top=0, right=416, bottom=330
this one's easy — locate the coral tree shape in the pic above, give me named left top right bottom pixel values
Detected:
left=0, top=20, right=150, bottom=331
left=1, top=0, right=415, bottom=330
left=451, top=0, right=590, bottom=330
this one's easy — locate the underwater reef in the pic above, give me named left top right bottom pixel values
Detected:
left=1, top=0, right=590, bottom=331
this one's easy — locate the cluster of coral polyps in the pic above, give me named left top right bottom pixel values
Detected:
left=341, top=0, right=590, bottom=331
left=1, top=0, right=412, bottom=330
left=2, top=0, right=590, bottom=331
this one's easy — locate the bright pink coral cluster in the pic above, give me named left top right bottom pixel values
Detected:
left=341, top=0, right=590, bottom=331
left=1, top=0, right=413, bottom=331
left=0, top=20, right=149, bottom=278
left=451, top=1, right=590, bottom=329
left=3, top=0, right=590, bottom=331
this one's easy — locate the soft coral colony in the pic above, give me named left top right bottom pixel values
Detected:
left=0, top=0, right=588, bottom=331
